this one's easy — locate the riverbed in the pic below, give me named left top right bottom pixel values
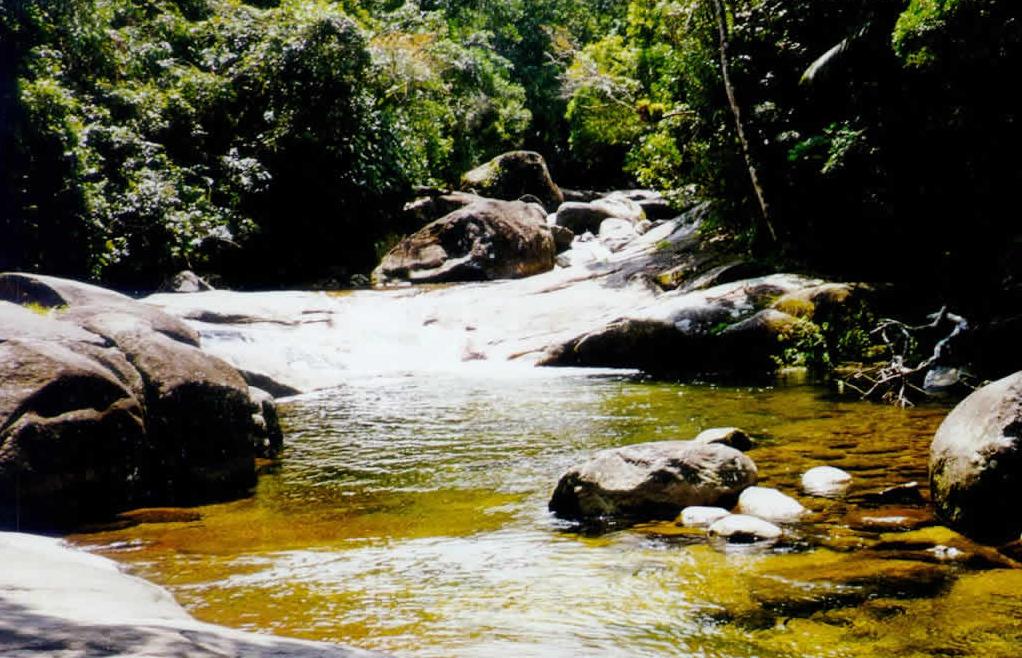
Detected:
left=68, top=367, right=1022, bottom=657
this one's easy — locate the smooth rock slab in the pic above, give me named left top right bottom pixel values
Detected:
left=737, top=486, right=807, bottom=523
left=549, top=441, right=757, bottom=522
left=801, top=466, right=852, bottom=497
left=0, top=532, right=386, bottom=657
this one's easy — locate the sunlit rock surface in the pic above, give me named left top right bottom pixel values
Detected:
left=0, top=532, right=386, bottom=657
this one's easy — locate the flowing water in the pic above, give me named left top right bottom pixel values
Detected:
left=69, top=369, right=1022, bottom=657
left=67, top=228, right=1022, bottom=657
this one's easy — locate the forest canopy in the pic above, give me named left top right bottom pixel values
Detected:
left=1, top=0, right=1019, bottom=302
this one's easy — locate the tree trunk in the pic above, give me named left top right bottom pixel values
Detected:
left=712, top=0, right=777, bottom=243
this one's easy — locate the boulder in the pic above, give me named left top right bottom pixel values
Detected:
left=158, top=270, right=214, bottom=294
left=372, top=198, right=556, bottom=285
left=460, top=151, right=563, bottom=212
left=554, top=201, right=615, bottom=234
left=736, top=486, right=806, bottom=523
left=598, top=218, right=638, bottom=252
left=801, top=466, right=852, bottom=497
left=549, top=441, right=757, bottom=522
left=0, top=274, right=273, bottom=529
left=930, top=371, right=1022, bottom=541
left=591, top=192, right=645, bottom=224
left=550, top=224, right=575, bottom=253
left=707, top=514, right=782, bottom=544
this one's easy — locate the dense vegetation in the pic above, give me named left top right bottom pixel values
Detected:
left=2, top=0, right=1019, bottom=302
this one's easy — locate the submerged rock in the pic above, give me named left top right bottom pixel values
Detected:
left=845, top=506, right=937, bottom=532
left=930, top=371, right=1022, bottom=542
left=460, top=151, right=563, bottom=212
left=0, top=532, right=387, bottom=657
left=549, top=441, right=757, bottom=523
left=802, top=466, right=852, bottom=497
left=736, top=486, right=807, bottom=523
left=373, top=198, right=556, bottom=285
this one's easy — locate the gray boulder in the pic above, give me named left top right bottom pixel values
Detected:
left=460, top=151, right=563, bottom=212
left=930, top=371, right=1022, bottom=541
left=549, top=441, right=757, bottom=522
left=0, top=273, right=278, bottom=529
left=373, top=198, right=556, bottom=285
left=158, top=270, right=214, bottom=293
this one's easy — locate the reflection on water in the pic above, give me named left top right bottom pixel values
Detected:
left=71, top=371, right=1022, bottom=657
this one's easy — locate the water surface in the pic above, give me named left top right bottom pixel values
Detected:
left=72, top=371, right=1022, bottom=657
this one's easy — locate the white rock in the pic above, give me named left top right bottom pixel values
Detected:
left=678, top=506, right=731, bottom=528
left=737, top=486, right=807, bottom=522
left=801, top=466, right=852, bottom=496
left=592, top=192, right=645, bottom=224
left=707, top=514, right=782, bottom=543
left=598, top=218, right=639, bottom=252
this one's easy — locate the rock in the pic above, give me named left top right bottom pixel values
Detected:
left=929, top=371, right=1022, bottom=541
left=158, top=270, right=214, bottom=293
left=554, top=201, right=616, bottom=234
left=718, top=309, right=803, bottom=373
left=372, top=198, right=556, bottom=285
left=707, top=514, right=783, bottom=543
left=737, top=486, right=807, bottom=523
left=249, top=387, right=284, bottom=458
left=0, top=532, right=388, bottom=657
left=117, top=508, right=203, bottom=525
left=598, top=218, right=638, bottom=252
left=0, top=274, right=273, bottom=529
left=460, top=151, right=563, bottom=212
left=550, top=224, right=575, bottom=253
left=560, top=188, right=603, bottom=202
left=0, top=272, right=200, bottom=347
left=801, top=466, right=852, bottom=497
left=845, top=506, right=937, bottom=532
left=0, top=335, right=148, bottom=528
left=591, top=192, right=645, bottom=224
left=677, top=506, right=731, bottom=528
left=861, top=481, right=925, bottom=506
left=693, top=427, right=753, bottom=452
left=402, top=191, right=483, bottom=226
left=549, top=441, right=757, bottom=522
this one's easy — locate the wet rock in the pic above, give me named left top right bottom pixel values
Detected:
left=460, top=151, right=563, bottom=212
left=846, top=506, right=936, bottom=532
left=718, top=309, right=803, bottom=373
left=707, top=514, right=782, bottom=543
left=372, top=198, right=556, bottom=285
left=549, top=441, right=757, bottom=523
left=249, top=387, right=283, bottom=458
left=737, top=486, right=806, bottom=523
left=801, top=466, right=852, bottom=497
left=692, top=427, right=753, bottom=452
left=677, top=506, right=731, bottom=528
left=158, top=270, right=213, bottom=293
left=871, top=526, right=1019, bottom=569
left=929, top=371, right=1022, bottom=542
left=116, top=508, right=203, bottom=525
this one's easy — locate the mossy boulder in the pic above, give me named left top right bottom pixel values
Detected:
left=460, top=151, right=563, bottom=212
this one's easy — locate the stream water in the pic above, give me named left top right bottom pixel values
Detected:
left=70, top=368, right=1022, bottom=657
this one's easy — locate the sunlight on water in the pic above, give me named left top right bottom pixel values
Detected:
left=71, top=372, right=1022, bottom=657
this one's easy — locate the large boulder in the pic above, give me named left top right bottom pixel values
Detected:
left=549, top=440, right=757, bottom=522
left=460, top=151, right=563, bottom=212
left=930, top=371, right=1022, bottom=542
left=0, top=273, right=278, bottom=529
left=373, top=198, right=556, bottom=285
left=554, top=193, right=645, bottom=234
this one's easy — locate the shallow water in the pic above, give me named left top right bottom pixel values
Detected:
left=71, top=371, right=1022, bottom=657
